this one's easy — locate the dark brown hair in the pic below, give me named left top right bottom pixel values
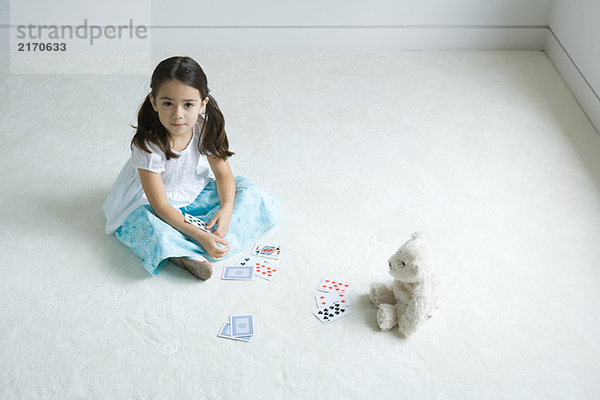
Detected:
left=131, top=56, right=234, bottom=160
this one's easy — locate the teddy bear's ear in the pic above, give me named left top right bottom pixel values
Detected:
left=411, top=232, right=424, bottom=241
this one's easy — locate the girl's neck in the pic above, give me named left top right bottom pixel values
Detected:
left=170, top=128, right=194, bottom=152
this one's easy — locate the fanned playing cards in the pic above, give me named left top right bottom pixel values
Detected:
left=184, top=213, right=211, bottom=233
left=313, top=277, right=353, bottom=324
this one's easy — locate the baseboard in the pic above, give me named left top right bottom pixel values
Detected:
left=148, top=25, right=548, bottom=51
left=0, top=24, right=548, bottom=51
left=545, top=29, right=600, bottom=135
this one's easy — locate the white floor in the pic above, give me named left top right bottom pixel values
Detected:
left=1, top=50, right=600, bottom=399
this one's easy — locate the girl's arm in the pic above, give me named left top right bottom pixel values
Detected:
left=206, top=156, right=236, bottom=238
left=138, top=169, right=230, bottom=259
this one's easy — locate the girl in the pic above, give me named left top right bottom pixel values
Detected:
left=103, top=56, right=282, bottom=280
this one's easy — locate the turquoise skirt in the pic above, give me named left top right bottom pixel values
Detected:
left=114, top=176, right=282, bottom=276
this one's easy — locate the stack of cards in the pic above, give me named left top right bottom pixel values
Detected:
left=222, top=243, right=283, bottom=281
left=218, top=314, right=255, bottom=342
left=184, top=213, right=211, bottom=233
left=312, top=278, right=353, bottom=324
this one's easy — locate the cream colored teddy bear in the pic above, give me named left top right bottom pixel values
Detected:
left=369, top=232, right=439, bottom=337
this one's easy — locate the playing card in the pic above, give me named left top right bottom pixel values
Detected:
left=251, top=243, right=282, bottom=260
left=314, top=291, right=350, bottom=309
left=253, top=261, right=280, bottom=281
left=237, top=256, right=280, bottom=281
left=231, top=315, right=254, bottom=337
left=317, top=278, right=352, bottom=294
left=222, top=266, right=254, bottom=280
left=312, top=302, right=352, bottom=324
left=184, top=213, right=211, bottom=233
left=218, top=321, right=252, bottom=342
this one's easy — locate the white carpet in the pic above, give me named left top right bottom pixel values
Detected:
left=1, top=50, right=600, bottom=399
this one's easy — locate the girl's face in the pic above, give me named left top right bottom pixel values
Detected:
left=149, top=79, right=209, bottom=141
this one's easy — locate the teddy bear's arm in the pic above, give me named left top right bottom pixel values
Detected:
left=369, top=282, right=395, bottom=306
left=391, top=280, right=412, bottom=305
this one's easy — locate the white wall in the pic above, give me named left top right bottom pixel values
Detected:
left=152, top=0, right=550, bottom=26
left=546, top=0, right=600, bottom=132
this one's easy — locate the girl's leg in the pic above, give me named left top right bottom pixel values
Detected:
left=115, top=176, right=282, bottom=275
left=171, top=256, right=213, bottom=280
left=115, top=205, right=210, bottom=276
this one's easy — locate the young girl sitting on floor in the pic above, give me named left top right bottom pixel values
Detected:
left=103, top=56, right=281, bottom=280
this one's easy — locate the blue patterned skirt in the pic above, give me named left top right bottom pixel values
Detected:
left=114, top=176, right=282, bottom=276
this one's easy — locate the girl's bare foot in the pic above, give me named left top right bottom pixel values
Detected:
left=171, top=257, right=213, bottom=280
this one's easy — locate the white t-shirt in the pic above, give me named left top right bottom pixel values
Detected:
left=103, top=122, right=214, bottom=234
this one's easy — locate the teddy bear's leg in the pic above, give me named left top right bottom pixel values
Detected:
left=376, top=303, right=399, bottom=331
left=397, top=298, right=422, bottom=337
left=369, top=282, right=396, bottom=306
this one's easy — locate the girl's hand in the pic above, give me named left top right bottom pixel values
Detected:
left=195, top=231, right=230, bottom=259
left=207, top=205, right=233, bottom=239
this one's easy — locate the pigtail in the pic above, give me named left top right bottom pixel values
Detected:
left=200, top=93, right=234, bottom=160
left=131, top=94, right=178, bottom=160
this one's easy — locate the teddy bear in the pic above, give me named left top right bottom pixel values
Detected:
left=369, top=232, right=439, bottom=337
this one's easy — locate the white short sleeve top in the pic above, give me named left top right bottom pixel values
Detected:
left=103, top=122, right=214, bottom=234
